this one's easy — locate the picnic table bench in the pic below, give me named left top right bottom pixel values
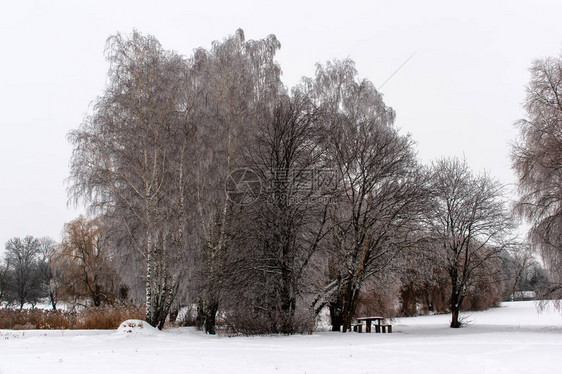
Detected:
left=355, top=316, right=392, bottom=333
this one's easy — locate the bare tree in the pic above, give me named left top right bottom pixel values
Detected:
left=512, top=52, right=562, bottom=306
left=426, top=157, right=514, bottom=327
left=499, top=243, right=537, bottom=300
left=58, top=216, right=118, bottom=307
left=299, top=59, right=428, bottom=332
left=0, top=258, right=10, bottom=303
left=398, top=243, right=450, bottom=316
left=68, top=29, right=287, bottom=331
left=187, top=29, right=284, bottom=334
left=221, top=93, right=331, bottom=334
left=4, top=236, right=42, bottom=309
left=68, top=31, right=192, bottom=328
left=36, top=237, right=60, bottom=310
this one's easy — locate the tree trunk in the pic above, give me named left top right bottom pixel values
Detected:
left=449, top=266, right=462, bottom=328
left=450, top=305, right=461, bottom=328
left=329, top=301, right=343, bottom=332
left=49, top=290, right=57, bottom=311
left=92, top=284, right=102, bottom=307
left=329, top=279, right=359, bottom=333
left=204, top=302, right=218, bottom=335
left=280, top=297, right=296, bottom=334
left=198, top=298, right=219, bottom=335
left=196, top=302, right=205, bottom=329
left=155, top=279, right=179, bottom=330
left=279, top=267, right=296, bottom=334
left=341, top=281, right=360, bottom=333
left=145, top=239, right=153, bottom=326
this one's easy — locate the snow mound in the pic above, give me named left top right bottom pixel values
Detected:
left=117, top=319, right=159, bottom=335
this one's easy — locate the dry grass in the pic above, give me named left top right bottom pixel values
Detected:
left=0, top=309, right=72, bottom=329
left=75, top=305, right=144, bottom=329
left=0, top=305, right=145, bottom=330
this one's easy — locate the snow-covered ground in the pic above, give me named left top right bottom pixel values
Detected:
left=0, top=301, right=560, bottom=374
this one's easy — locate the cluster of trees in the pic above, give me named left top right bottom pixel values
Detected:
left=7, top=30, right=558, bottom=333
left=0, top=217, right=127, bottom=310
left=0, top=236, right=56, bottom=309
left=61, top=29, right=548, bottom=334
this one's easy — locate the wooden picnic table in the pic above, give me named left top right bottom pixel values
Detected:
left=356, top=316, right=391, bottom=333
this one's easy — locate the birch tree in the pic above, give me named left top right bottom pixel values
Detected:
left=68, top=31, right=192, bottom=328
left=36, top=237, right=59, bottom=310
left=188, top=29, right=283, bottom=334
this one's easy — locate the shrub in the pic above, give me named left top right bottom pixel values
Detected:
left=223, top=303, right=315, bottom=335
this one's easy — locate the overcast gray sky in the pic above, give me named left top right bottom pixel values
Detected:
left=1, top=0, right=561, bottom=250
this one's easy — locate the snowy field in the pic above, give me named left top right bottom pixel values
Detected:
left=1, top=301, right=561, bottom=374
